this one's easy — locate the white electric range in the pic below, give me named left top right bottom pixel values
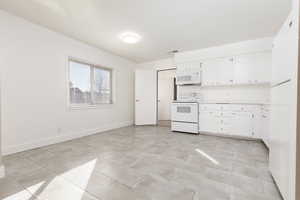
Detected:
left=171, top=101, right=199, bottom=134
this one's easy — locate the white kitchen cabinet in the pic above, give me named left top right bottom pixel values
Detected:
left=269, top=9, right=297, bottom=200
left=272, top=18, right=296, bottom=86
left=234, top=52, right=271, bottom=84
left=199, top=110, right=220, bottom=133
left=219, top=58, right=235, bottom=85
left=219, top=112, right=235, bottom=134
left=231, top=112, right=254, bottom=137
left=270, top=82, right=293, bottom=200
left=202, top=57, right=234, bottom=86
left=201, top=59, right=219, bottom=86
left=179, top=51, right=271, bottom=87
left=199, top=104, right=262, bottom=138
left=217, top=111, right=253, bottom=137
left=260, top=105, right=270, bottom=147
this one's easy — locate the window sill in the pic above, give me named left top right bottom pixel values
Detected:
left=68, top=103, right=114, bottom=111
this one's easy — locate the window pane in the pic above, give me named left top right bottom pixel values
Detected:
left=94, top=68, right=111, bottom=104
left=69, top=61, right=92, bottom=104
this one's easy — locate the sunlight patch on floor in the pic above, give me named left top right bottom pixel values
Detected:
left=26, top=159, right=98, bottom=199
left=195, top=149, right=219, bottom=165
left=2, top=190, right=33, bottom=200
left=60, top=159, right=98, bottom=188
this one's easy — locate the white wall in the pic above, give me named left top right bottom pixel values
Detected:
left=0, top=10, right=136, bottom=155
left=137, top=58, right=175, bottom=70
left=174, top=37, right=273, bottom=63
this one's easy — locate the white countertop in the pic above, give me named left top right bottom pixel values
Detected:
left=174, top=101, right=270, bottom=105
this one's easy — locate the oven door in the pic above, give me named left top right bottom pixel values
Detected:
left=171, top=103, right=198, bottom=123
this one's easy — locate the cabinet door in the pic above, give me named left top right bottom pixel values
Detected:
left=231, top=112, right=253, bottom=137
left=234, top=52, right=271, bottom=84
left=199, top=111, right=219, bottom=133
left=261, top=113, right=270, bottom=146
left=272, top=18, right=296, bottom=85
left=202, top=58, right=234, bottom=86
left=202, top=60, right=219, bottom=86
left=218, top=57, right=235, bottom=85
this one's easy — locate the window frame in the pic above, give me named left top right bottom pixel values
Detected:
left=67, top=57, right=114, bottom=109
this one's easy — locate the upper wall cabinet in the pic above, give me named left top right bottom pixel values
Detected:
left=176, top=61, right=201, bottom=85
left=272, top=17, right=296, bottom=85
left=200, top=51, right=271, bottom=86
left=234, top=52, right=271, bottom=85
left=202, top=57, right=234, bottom=86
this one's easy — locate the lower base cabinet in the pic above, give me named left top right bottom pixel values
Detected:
left=198, top=110, right=220, bottom=133
left=260, top=105, right=270, bottom=147
left=199, top=104, right=268, bottom=139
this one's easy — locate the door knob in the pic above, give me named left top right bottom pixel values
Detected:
left=136, top=100, right=140, bottom=102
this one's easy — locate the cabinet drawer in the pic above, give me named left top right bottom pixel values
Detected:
left=199, top=104, right=220, bottom=111
left=199, top=110, right=220, bottom=118
left=172, top=122, right=198, bottom=134
left=199, top=104, right=261, bottom=112
left=218, top=111, right=238, bottom=118
left=199, top=104, right=232, bottom=111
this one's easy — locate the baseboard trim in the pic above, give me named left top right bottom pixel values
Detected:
left=3, top=120, right=133, bottom=155
left=0, top=165, right=5, bottom=178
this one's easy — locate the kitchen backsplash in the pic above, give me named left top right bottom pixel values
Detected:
left=177, top=85, right=270, bottom=104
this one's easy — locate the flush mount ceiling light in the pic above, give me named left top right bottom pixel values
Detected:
left=119, top=32, right=141, bottom=44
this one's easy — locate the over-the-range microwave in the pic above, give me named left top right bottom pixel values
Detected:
left=176, top=62, right=201, bottom=85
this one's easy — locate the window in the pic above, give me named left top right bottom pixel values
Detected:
left=69, top=59, right=112, bottom=107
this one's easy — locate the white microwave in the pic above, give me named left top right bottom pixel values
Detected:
left=176, top=62, right=201, bottom=85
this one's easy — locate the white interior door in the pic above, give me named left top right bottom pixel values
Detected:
left=135, top=69, right=157, bottom=125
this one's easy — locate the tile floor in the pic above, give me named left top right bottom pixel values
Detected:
left=157, top=120, right=171, bottom=127
left=0, top=126, right=282, bottom=200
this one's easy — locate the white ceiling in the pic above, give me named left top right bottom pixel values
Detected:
left=0, top=0, right=291, bottom=63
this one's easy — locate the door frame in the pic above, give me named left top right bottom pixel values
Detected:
left=156, top=68, right=177, bottom=125
left=0, top=71, right=4, bottom=178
